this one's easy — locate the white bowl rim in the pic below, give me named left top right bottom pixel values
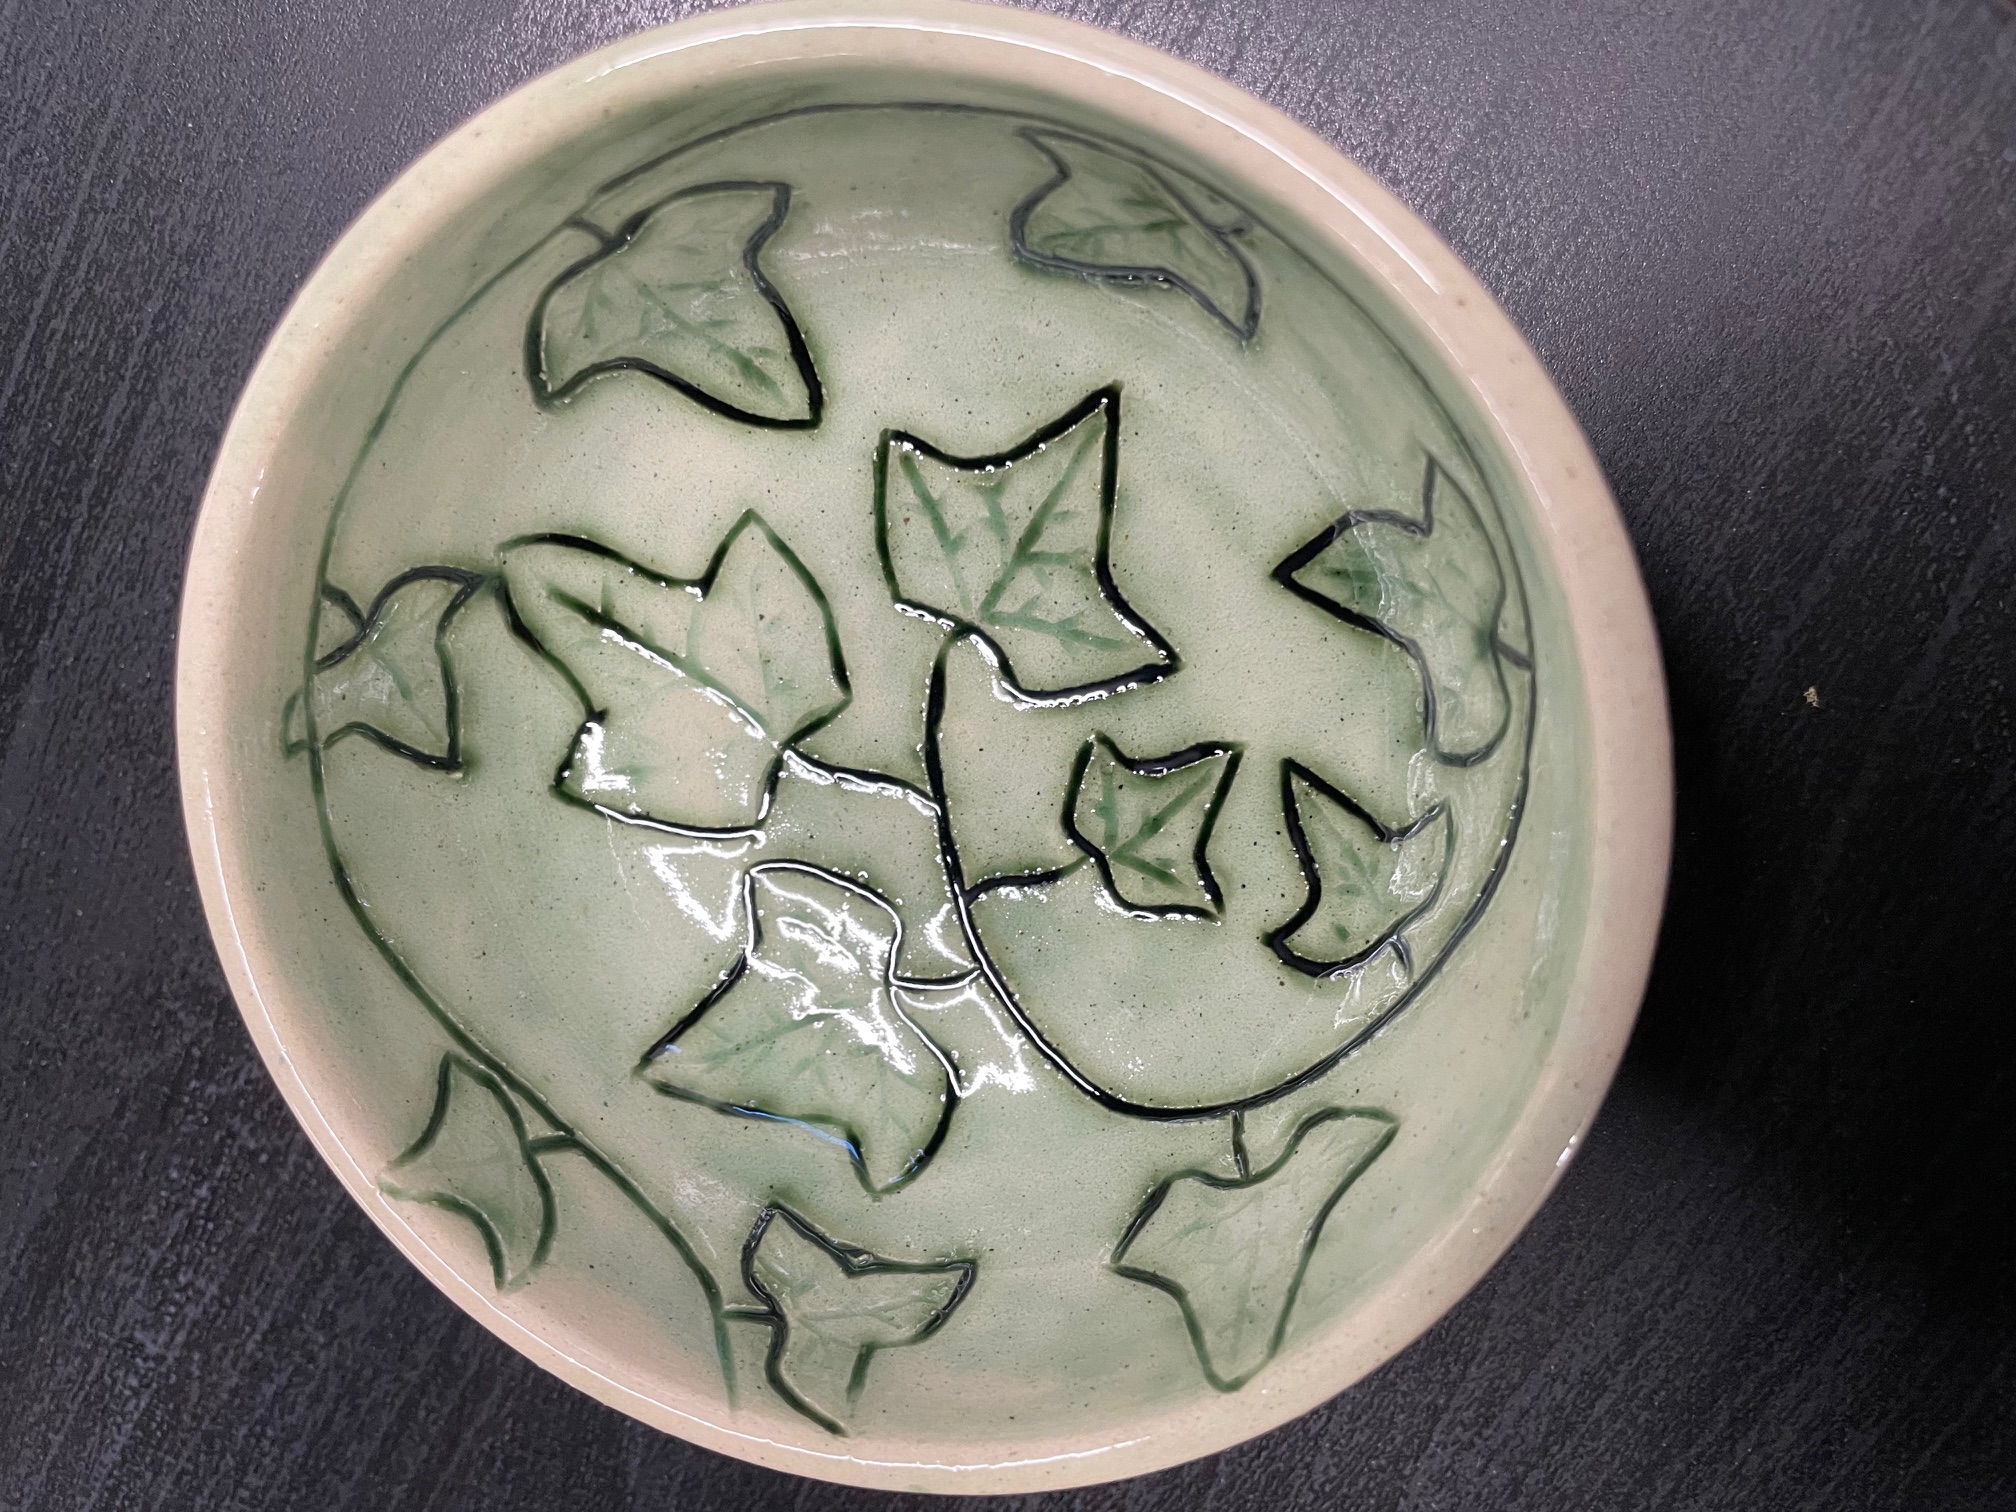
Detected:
left=175, top=0, right=1673, bottom=1492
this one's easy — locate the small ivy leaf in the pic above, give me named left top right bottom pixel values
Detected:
left=1011, top=128, right=1260, bottom=341
left=1113, top=1109, right=1394, bottom=1391
left=1267, top=763, right=1451, bottom=977
left=743, top=1206, right=974, bottom=1434
left=1276, top=459, right=1514, bottom=765
left=876, top=387, right=1176, bottom=701
left=299, top=568, right=485, bottom=767
left=1064, top=735, right=1241, bottom=918
left=500, top=516, right=848, bottom=833
left=530, top=181, right=821, bottom=426
left=641, top=864, right=955, bottom=1194
left=380, top=1055, right=557, bottom=1290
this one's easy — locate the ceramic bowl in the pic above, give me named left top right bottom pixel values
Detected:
left=176, top=0, right=1670, bottom=1492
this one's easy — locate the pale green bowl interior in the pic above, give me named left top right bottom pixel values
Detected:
left=205, top=53, right=1594, bottom=1465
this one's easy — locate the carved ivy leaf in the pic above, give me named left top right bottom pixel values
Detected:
left=1064, top=735, right=1241, bottom=918
left=744, top=1206, right=974, bottom=1434
left=1012, top=129, right=1260, bottom=341
left=1113, top=1109, right=1394, bottom=1391
left=287, top=568, right=484, bottom=767
left=500, top=515, right=848, bottom=833
left=1276, top=460, right=1515, bottom=765
left=1267, top=763, right=1451, bottom=977
left=380, top=1055, right=557, bottom=1290
left=531, top=182, right=821, bottom=426
left=876, top=387, right=1176, bottom=701
left=641, top=864, right=954, bottom=1194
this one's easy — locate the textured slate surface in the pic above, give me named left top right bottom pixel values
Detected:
left=2, top=0, right=2012, bottom=1506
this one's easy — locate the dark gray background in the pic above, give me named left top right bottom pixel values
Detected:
left=3, top=0, right=2012, bottom=1507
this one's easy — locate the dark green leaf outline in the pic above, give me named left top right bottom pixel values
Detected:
left=1264, top=760, right=1454, bottom=978
left=1274, top=455, right=1525, bottom=767
left=873, top=385, right=1179, bottom=704
left=1061, top=734, right=1243, bottom=920
left=1010, top=127, right=1261, bottom=342
left=283, top=566, right=486, bottom=770
left=640, top=861, right=963, bottom=1196
left=497, top=513, right=851, bottom=839
left=526, top=180, right=824, bottom=429
left=738, top=1204, right=977, bottom=1436
left=1111, top=1107, right=1396, bottom=1392
left=380, top=1053, right=569, bottom=1291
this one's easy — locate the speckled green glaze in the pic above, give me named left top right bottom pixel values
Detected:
left=179, top=3, right=1669, bottom=1493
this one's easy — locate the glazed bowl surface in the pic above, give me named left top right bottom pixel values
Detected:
left=176, top=0, right=1670, bottom=1491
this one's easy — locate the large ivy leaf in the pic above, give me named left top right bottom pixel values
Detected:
left=500, top=515, right=847, bottom=833
left=641, top=864, right=955, bottom=1194
left=286, top=568, right=484, bottom=767
left=1266, top=762, right=1451, bottom=977
left=530, top=181, right=821, bottom=427
left=875, top=387, right=1176, bottom=700
left=380, top=1055, right=557, bottom=1289
left=1113, top=1109, right=1394, bottom=1391
left=1064, top=735, right=1241, bottom=918
left=1011, top=128, right=1260, bottom=341
left=1276, top=460, right=1515, bottom=765
left=744, top=1206, right=974, bottom=1434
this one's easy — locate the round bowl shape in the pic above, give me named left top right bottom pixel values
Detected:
left=176, top=0, right=1670, bottom=1493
